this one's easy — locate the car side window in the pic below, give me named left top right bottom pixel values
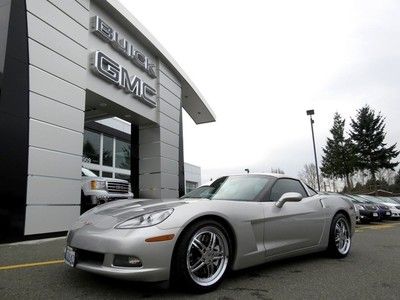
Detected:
left=269, top=179, right=308, bottom=202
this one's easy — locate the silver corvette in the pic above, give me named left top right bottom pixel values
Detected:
left=65, top=174, right=356, bottom=292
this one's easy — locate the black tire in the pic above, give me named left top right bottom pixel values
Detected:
left=327, top=213, right=352, bottom=258
left=171, top=219, right=232, bottom=293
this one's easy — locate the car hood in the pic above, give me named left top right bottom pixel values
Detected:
left=76, top=198, right=201, bottom=229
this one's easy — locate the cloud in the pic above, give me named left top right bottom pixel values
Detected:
left=120, top=0, right=400, bottom=181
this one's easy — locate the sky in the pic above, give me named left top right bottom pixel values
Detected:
left=120, top=0, right=400, bottom=184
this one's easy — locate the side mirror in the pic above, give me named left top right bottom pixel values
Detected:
left=275, top=192, right=303, bottom=208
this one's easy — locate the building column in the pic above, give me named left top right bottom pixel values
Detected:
left=138, top=62, right=182, bottom=199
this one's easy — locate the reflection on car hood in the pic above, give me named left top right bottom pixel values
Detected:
left=78, top=198, right=201, bottom=229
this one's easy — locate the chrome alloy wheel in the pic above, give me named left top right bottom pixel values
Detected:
left=186, top=226, right=229, bottom=287
left=334, top=218, right=351, bottom=255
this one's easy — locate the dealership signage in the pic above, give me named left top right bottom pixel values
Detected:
left=89, top=16, right=157, bottom=108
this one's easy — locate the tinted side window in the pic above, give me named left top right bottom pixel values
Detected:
left=269, top=179, right=308, bottom=202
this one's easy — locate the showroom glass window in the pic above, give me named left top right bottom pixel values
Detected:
left=115, top=173, right=131, bottom=182
left=115, top=139, right=130, bottom=169
left=102, top=134, right=113, bottom=167
left=102, top=171, right=112, bottom=178
left=83, top=130, right=100, bottom=164
left=82, top=130, right=131, bottom=179
left=269, top=178, right=308, bottom=202
left=186, top=181, right=198, bottom=193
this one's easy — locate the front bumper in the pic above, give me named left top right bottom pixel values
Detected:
left=390, top=208, right=400, bottom=218
left=65, top=225, right=179, bottom=282
left=359, top=210, right=380, bottom=222
left=379, top=210, right=392, bottom=220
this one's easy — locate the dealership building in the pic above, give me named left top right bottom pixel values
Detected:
left=0, top=0, right=215, bottom=242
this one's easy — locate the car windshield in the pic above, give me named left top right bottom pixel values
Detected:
left=390, top=197, right=400, bottom=204
left=358, top=195, right=380, bottom=203
left=181, top=186, right=214, bottom=199
left=81, top=168, right=98, bottom=177
left=181, top=175, right=271, bottom=201
left=349, top=198, right=363, bottom=204
left=347, top=195, right=367, bottom=203
left=377, top=197, right=398, bottom=204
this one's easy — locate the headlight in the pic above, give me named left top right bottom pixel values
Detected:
left=356, top=204, right=365, bottom=211
left=90, top=180, right=106, bottom=190
left=115, top=209, right=174, bottom=229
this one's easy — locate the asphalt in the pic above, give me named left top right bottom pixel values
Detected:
left=1, top=221, right=400, bottom=299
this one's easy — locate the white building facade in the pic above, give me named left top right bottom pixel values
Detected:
left=0, top=0, right=214, bottom=242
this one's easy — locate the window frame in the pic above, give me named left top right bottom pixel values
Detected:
left=82, top=128, right=131, bottom=180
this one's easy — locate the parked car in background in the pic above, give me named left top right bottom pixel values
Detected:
left=357, top=195, right=392, bottom=220
left=375, top=196, right=400, bottom=219
left=345, top=195, right=380, bottom=223
left=81, top=168, right=133, bottom=213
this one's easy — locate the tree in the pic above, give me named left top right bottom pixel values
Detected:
left=395, top=169, right=400, bottom=185
left=320, top=112, right=356, bottom=188
left=376, top=168, right=396, bottom=185
left=298, top=163, right=318, bottom=190
left=349, top=105, right=399, bottom=189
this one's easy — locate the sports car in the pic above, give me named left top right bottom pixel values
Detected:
left=65, top=174, right=356, bottom=292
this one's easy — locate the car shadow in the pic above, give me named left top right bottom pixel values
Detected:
left=226, top=251, right=328, bottom=280
left=63, top=251, right=331, bottom=297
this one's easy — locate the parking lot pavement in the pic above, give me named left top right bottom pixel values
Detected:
left=1, top=222, right=400, bottom=300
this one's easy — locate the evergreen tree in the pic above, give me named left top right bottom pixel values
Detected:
left=321, top=112, right=355, bottom=188
left=394, top=169, right=400, bottom=185
left=349, top=105, right=399, bottom=188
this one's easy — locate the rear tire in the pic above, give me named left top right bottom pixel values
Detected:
left=327, top=213, right=351, bottom=258
left=171, top=219, right=231, bottom=293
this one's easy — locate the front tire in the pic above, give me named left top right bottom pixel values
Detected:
left=171, top=220, right=231, bottom=293
left=327, top=213, right=351, bottom=258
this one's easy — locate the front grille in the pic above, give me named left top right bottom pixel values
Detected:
left=107, top=181, right=129, bottom=193
left=76, top=249, right=104, bottom=265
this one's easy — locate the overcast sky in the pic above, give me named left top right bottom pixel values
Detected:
left=120, top=0, right=400, bottom=183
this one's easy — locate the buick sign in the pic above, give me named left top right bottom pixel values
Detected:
left=89, top=15, right=157, bottom=108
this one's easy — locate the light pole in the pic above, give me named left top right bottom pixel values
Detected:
left=306, top=109, right=321, bottom=191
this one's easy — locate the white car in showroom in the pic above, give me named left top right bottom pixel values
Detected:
left=81, top=168, right=133, bottom=213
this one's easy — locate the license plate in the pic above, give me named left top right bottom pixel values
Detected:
left=64, top=246, right=76, bottom=267
left=386, top=212, right=391, bottom=215
left=373, top=213, right=378, bottom=217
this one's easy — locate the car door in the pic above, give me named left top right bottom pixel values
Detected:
left=263, top=178, right=325, bottom=257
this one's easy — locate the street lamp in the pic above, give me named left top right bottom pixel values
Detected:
left=306, top=109, right=321, bottom=191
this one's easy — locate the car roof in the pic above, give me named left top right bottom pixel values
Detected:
left=228, top=173, right=289, bottom=179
